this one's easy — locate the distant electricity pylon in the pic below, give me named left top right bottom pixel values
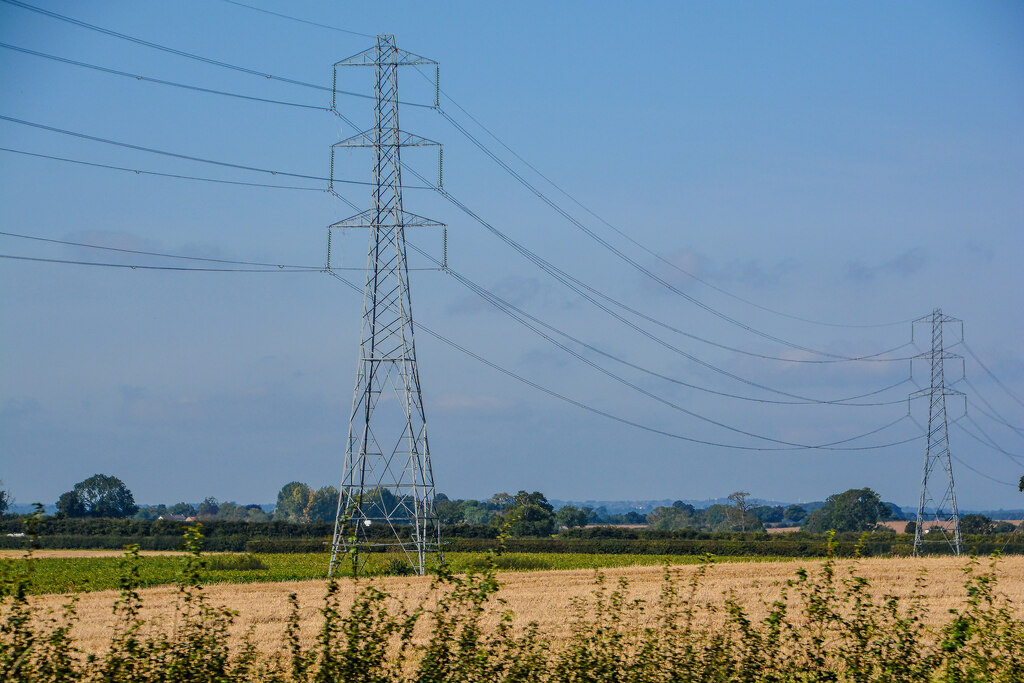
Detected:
left=910, top=308, right=964, bottom=556
left=327, top=35, right=443, bottom=576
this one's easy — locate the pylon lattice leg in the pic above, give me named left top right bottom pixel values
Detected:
left=327, top=35, right=442, bottom=576
left=912, top=308, right=963, bottom=556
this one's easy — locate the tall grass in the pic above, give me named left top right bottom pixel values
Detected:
left=2, top=519, right=1023, bottom=681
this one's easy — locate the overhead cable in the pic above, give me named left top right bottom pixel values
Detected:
left=0, top=0, right=431, bottom=108
left=405, top=241, right=912, bottom=408
left=0, top=230, right=323, bottom=269
left=963, top=378, right=1024, bottom=438
left=0, top=42, right=329, bottom=111
left=909, top=416, right=1018, bottom=487
left=216, top=0, right=375, bottom=38
left=0, top=115, right=432, bottom=189
left=413, top=169, right=914, bottom=404
left=415, top=69, right=913, bottom=331
left=326, top=269, right=920, bottom=452
left=964, top=342, right=1024, bottom=410
left=0, top=146, right=324, bottom=191
left=0, top=253, right=321, bottom=272
left=957, top=414, right=1024, bottom=466
left=438, top=108, right=907, bottom=360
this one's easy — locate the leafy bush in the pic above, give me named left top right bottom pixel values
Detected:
left=205, top=554, right=268, bottom=571
left=4, top=518, right=1024, bottom=680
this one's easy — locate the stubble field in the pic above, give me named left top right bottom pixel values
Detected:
left=24, top=554, right=1024, bottom=657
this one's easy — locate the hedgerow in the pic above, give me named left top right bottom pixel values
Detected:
left=3, top=510, right=1023, bottom=681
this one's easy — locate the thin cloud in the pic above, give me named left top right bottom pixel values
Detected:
left=846, top=248, right=927, bottom=282
left=447, top=275, right=546, bottom=314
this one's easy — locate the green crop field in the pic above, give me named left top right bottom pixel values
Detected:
left=5, top=550, right=795, bottom=595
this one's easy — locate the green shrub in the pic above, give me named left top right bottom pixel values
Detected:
left=206, top=554, right=268, bottom=572
left=3, top=521, right=1024, bottom=681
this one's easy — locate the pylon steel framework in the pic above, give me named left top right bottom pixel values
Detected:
left=910, top=308, right=964, bottom=556
left=327, top=35, right=443, bottom=576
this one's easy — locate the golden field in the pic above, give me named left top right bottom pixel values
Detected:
left=25, top=554, right=1024, bottom=657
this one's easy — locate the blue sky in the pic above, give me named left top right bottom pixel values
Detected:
left=1, top=1, right=1022, bottom=510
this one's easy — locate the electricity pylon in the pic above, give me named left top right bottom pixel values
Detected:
left=910, top=308, right=964, bottom=556
left=327, top=35, right=443, bottom=576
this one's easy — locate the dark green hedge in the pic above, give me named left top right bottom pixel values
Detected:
left=2, top=516, right=1019, bottom=556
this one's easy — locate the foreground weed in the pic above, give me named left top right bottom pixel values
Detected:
left=4, top=524, right=1024, bottom=681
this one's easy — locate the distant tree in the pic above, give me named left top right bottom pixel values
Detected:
left=959, top=514, right=995, bottom=535
left=494, top=491, right=555, bottom=536
left=198, top=496, right=220, bottom=517
left=487, top=492, right=514, bottom=511
left=169, top=502, right=197, bottom=516
left=727, top=491, right=754, bottom=532
left=214, top=502, right=269, bottom=522
left=274, top=482, right=312, bottom=522
left=56, top=474, right=137, bottom=518
left=783, top=504, right=807, bottom=523
left=363, top=487, right=398, bottom=520
left=56, top=490, right=85, bottom=518
left=647, top=505, right=693, bottom=531
left=435, top=498, right=465, bottom=525
left=616, top=511, right=646, bottom=525
left=215, top=502, right=242, bottom=520
left=904, top=521, right=917, bottom=535
left=992, top=521, right=1018, bottom=534
left=555, top=505, right=588, bottom=529
left=751, top=505, right=785, bottom=524
left=802, top=488, right=890, bottom=533
left=1019, top=475, right=1023, bottom=493
left=306, top=486, right=339, bottom=523
left=671, top=500, right=695, bottom=514
left=461, top=500, right=495, bottom=525
left=0, top=481, right=10, bottom=517
left=134, top=504, right=168, bottom=520
left=512, top=491, right=554, bottom=512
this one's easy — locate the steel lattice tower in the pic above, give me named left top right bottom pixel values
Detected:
left=911, top=308, right=964, bottom=556
left=327, top=36, right=443, bottom=576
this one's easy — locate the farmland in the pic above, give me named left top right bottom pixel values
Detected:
left=2, top=549, right=796, bottom=595
left=6, top=531, right=1024, bottom=681
left=17, top=553, right=1024, bottom=656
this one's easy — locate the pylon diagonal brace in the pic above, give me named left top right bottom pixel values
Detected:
left=330, top=210, right=444, bottom=229
left=328, top=34, right=441, bottom=579
left=335, top=46, right=437, bottom=68
left=334, top=129, right=441, bottom=149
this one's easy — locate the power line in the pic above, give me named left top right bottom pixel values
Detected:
left=0, top=115, right=432, bottom=189
left=910, top=415, right=1016, bottom=488
left=0, top=42, right=330, bottom=111
left=405, top=240, right=912, bottom=408
left=413, top=171, right=918, bottom=405
left=0, top=230, right=322, bottom=269
left=0, top=0, right=331, bottom=93
left=951, top=453, right=1018, bottom=487
left=0, top=146, right=324, bottom=191
left=435, top=278, right=913, bottom=447
left=963, top=378, right=1024, bottom=439
left=0, top=253, right=320, bottom=272
left=4, top=2, right=913, bottom=363
left=327, top=269, right=920, bottom=452
left=0, top=1, right=431, bottom=108
left=408, top=159, right=911, bottom=368
left=964, top=341, right=1024, bottom=410
left=438, top=107, right=910, bottom=359
left=958, top=414, right=1024, bottom=465
left=216, top=0, right=374, bottom=38
left=4, top=0, right=916, bottom=345
left=422, top=75, right=910, bottom=331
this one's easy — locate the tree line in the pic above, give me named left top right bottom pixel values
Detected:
left=3, top=476, right=1020, bottom=539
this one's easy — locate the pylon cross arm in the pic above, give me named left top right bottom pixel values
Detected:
left=334, top=129, right=441, bottom=149
left=334, top=44, right=437, bottom=68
